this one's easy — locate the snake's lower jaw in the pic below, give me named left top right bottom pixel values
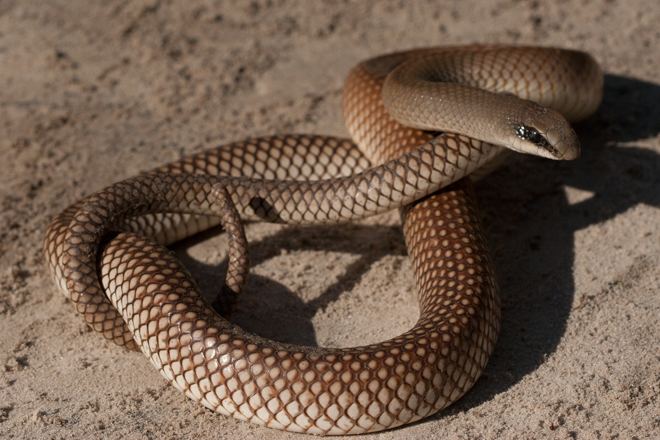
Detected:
left=501, top=140, right=555, bottom=160
left=540, top=146, right=580, bottom=161
left=541, top=142, right=580, bottom=160
left=507, top=134, right=581, bottom=161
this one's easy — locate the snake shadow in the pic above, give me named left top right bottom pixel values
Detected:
left=173, top=73, right=659, bottom=419
left=439, top=73, right=660, bottom=417
left=176, top=223, right=408, bottom=347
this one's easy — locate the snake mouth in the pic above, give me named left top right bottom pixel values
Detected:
left=534, top=141, right=580, bottom=160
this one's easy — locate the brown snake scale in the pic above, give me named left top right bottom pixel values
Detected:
left=44, top=46, right=602, bottom=435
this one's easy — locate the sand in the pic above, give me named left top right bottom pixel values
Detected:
left=1, top=1, right=658, bottom=439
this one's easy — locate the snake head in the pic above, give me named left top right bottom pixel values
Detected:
left=506, top=101, right=580, bottom=160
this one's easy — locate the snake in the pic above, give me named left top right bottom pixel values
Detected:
left=43, top=46, right=602, bottom=435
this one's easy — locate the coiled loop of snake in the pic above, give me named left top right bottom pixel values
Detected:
left=44, top=46, right=602, bottom=435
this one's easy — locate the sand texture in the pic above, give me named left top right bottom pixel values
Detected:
left=1, top=1, right=658, bottom=438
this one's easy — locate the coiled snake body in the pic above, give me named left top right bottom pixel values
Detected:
left=44, top=46, right=602, bottom=435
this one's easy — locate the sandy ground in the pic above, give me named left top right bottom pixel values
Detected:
left=1, top=1, right=658, bottom=439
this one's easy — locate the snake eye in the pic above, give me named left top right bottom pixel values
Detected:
left=513, top=124, right=561, bottom=157
left=514, top=124, right=550, bottom=148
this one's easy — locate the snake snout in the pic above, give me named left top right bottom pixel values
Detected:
left=553, top=126, right=581, bottom=160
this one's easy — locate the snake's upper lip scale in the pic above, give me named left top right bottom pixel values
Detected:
left=560, top=144, right=581, bottom=160
left=551, top=126, right=581, bottom=160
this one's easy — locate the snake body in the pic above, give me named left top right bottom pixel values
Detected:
left=44, top=46, right=602, bottom=435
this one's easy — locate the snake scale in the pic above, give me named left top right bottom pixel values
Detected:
left=44, top=46, right=602, bottom=435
